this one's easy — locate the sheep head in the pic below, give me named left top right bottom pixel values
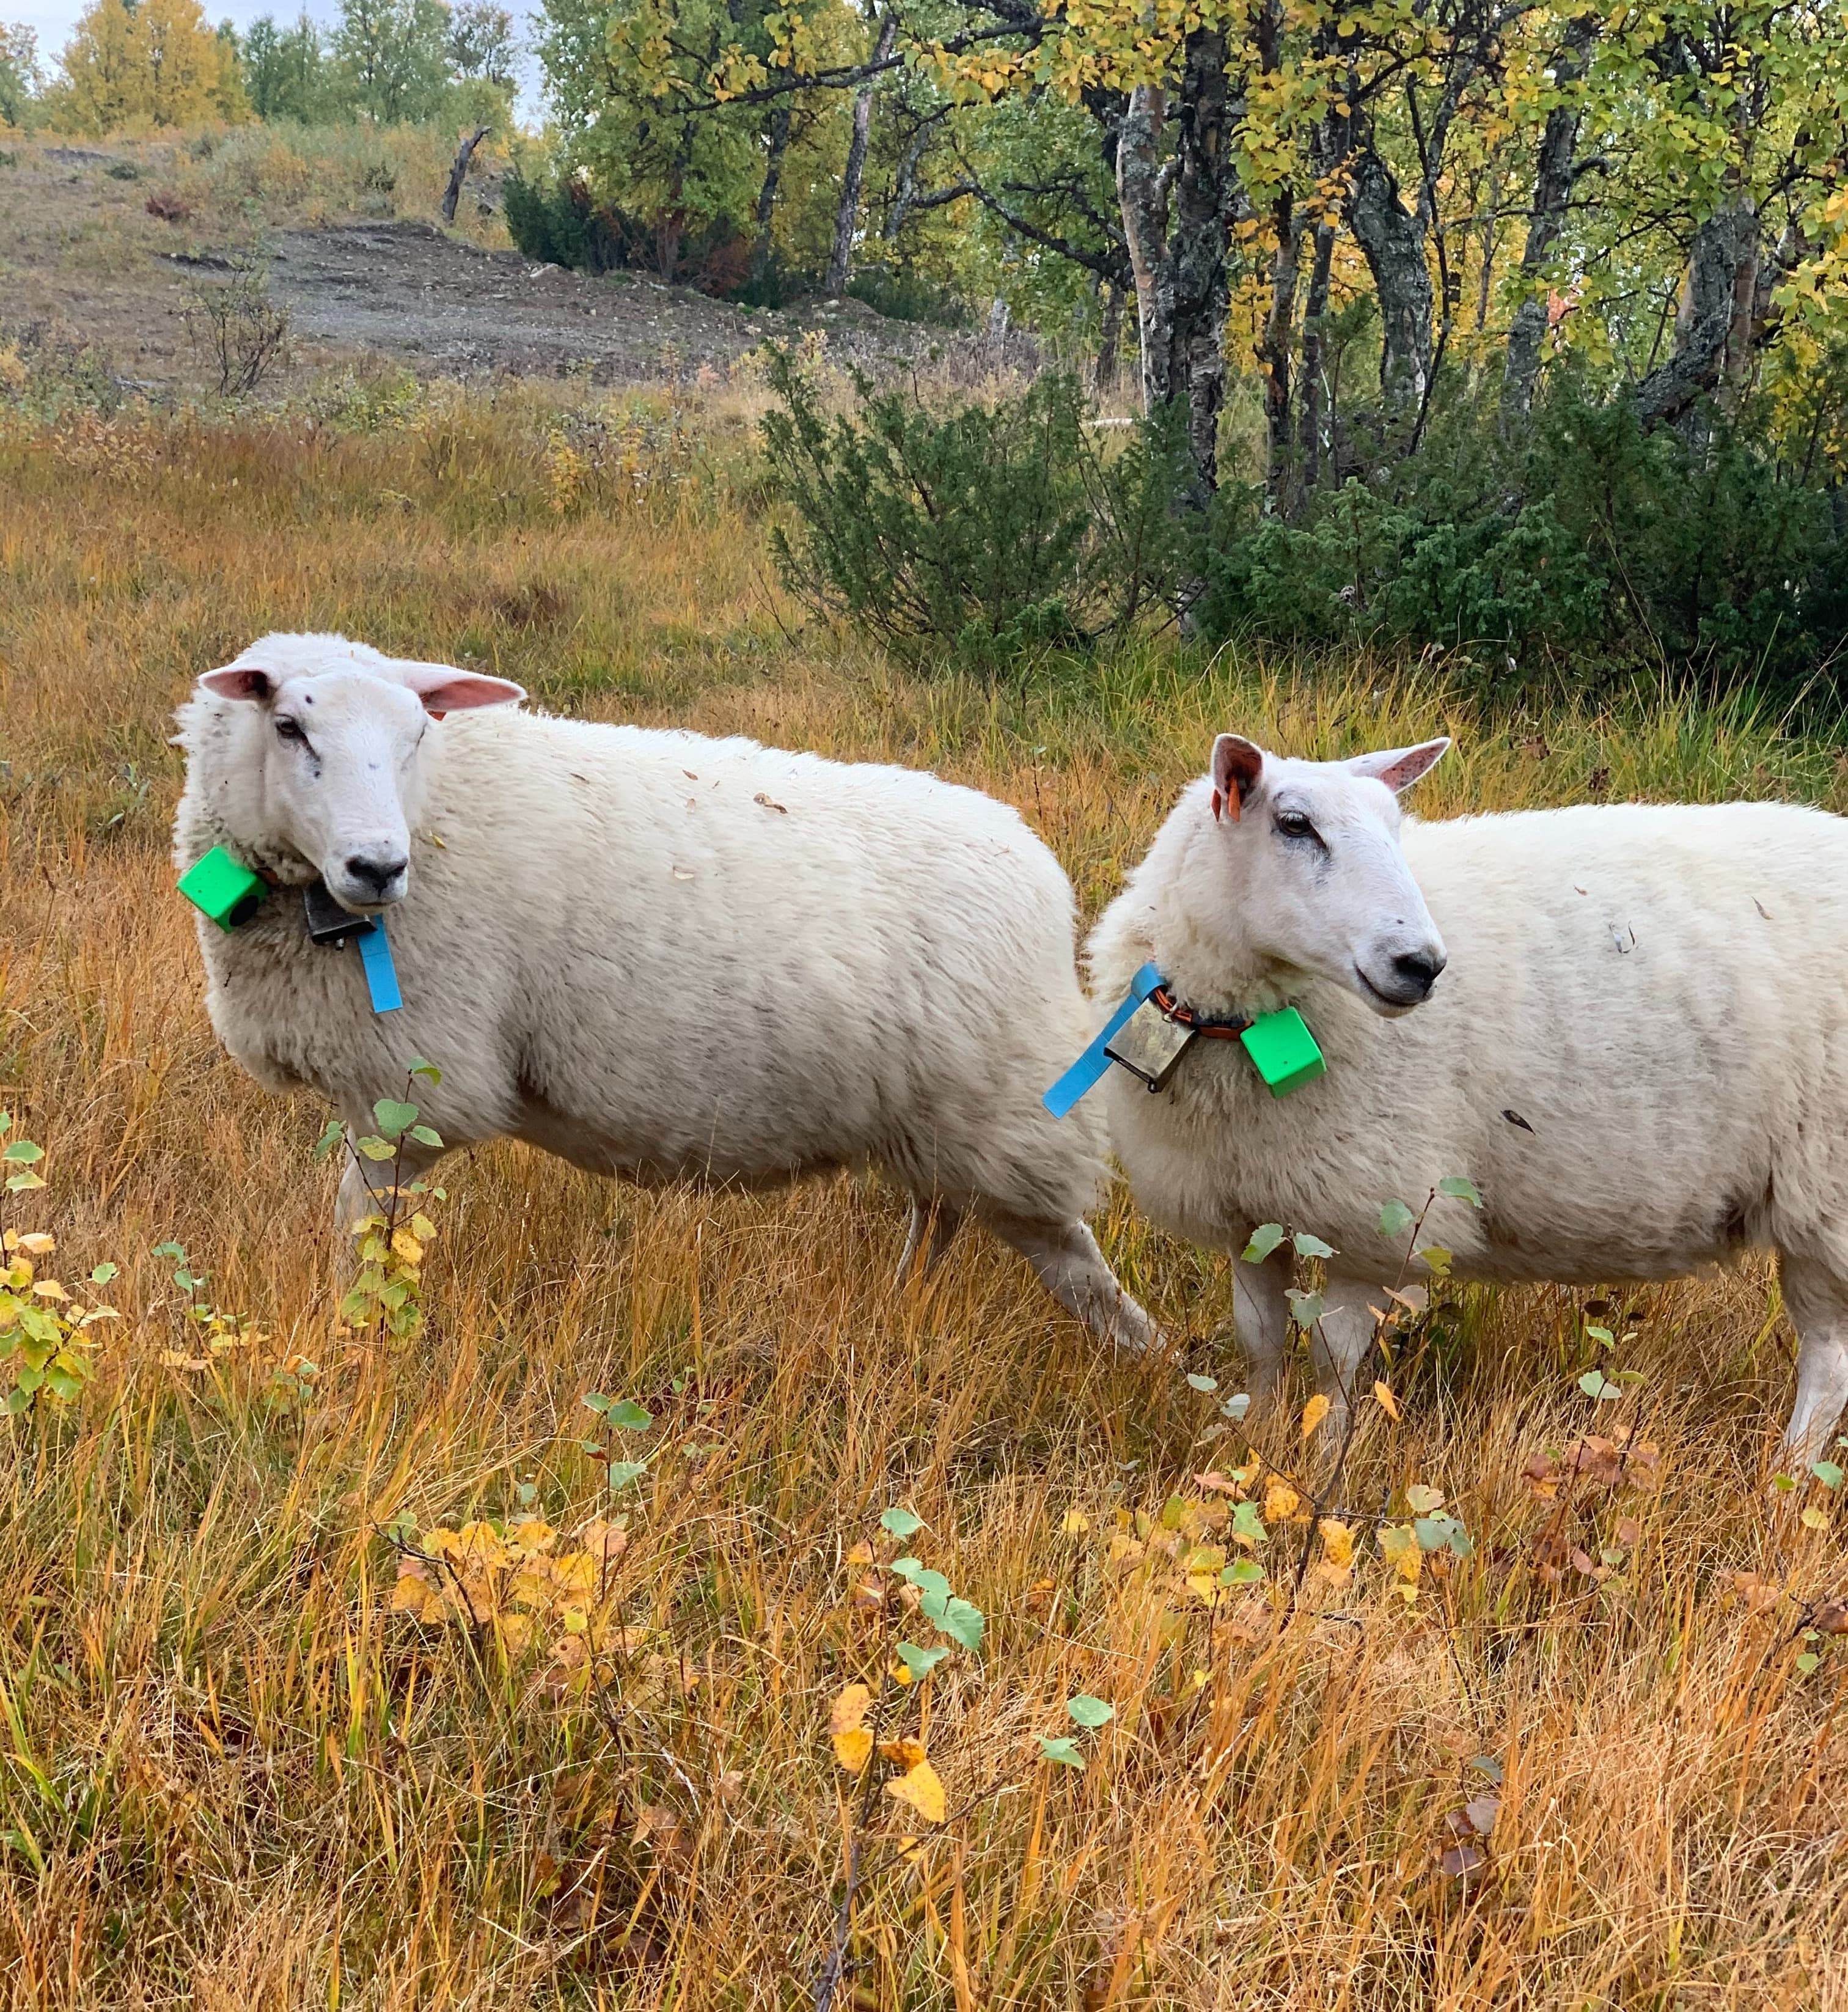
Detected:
left=196, top=634, right=524, bottom=914
left=1200, top=732, right=1451, bottom=1017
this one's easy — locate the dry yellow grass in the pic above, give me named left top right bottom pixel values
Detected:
left=2, top=387, right=1847, bottom=2009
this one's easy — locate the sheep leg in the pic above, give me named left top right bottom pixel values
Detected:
left=1233, top=1256, right=1291, bottom=1405
left=895, top=1197, right=966, bottom=1290
left=1305, top=1270, right=1385, bottom=1442
left=1776, top=1254, right=1848, bottom=1469
left=977, top=1207, right=1158, bottom=1355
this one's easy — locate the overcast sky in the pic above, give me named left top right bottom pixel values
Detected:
left=14, top=0, right=548, bottom=119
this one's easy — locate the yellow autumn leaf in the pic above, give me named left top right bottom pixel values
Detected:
left=1373, top=1381, right=1401, bottom=1421
left=391, top=1229, right=424, bottom=1266
left=1262, top=1476, right=1302, bottom=1522
left=879, top=1736, right=926, bottom=1768
left=1061, top=1510, right=1090, bottom=1533
left=1380, top=1525, right=1422, bottom=1585
left=1300, top=1392, right=1330, bottom=1438
left=829, top=1683, right=873, bottom=1771
left=16, top=1233, right=54, bottom=1255
left=510, top=1519, right=559, bottom=1555
left=1318, top=1518, right=1355, bottom=1570
left=1801, top=1506, right=1828, bottom=1530
left=31, top=1279, right=69, bottom=1301
left=885, top=1757, right=947, bottom=1824
left=410, top=1213, right=438, bottom=1241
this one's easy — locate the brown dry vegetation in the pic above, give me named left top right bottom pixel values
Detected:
left=2, top=378, right=1847, bottom=2008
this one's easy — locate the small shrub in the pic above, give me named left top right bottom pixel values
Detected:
left=144, top=188, right=192, bottom=223
left=761, top=352, right=1185, bottom=669
left=1196, top=378, right=1848, bottom=705
left=182, top=254, right=292, bottom=397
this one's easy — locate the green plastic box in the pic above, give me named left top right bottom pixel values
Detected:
left=177, top=845, right=268, bottom=931
left=1241, top=1007, right=1326, bottom=1097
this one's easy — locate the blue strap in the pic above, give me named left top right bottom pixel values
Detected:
left=356, top=916, right=402, bottom=1014
left=1043, top=961, right=1163, bottom=1118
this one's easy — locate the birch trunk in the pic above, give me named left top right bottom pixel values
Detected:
left=826, top=11, right=897, bottom=298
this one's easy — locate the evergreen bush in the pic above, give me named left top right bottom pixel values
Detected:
left=761, top=351, right=1185, bottom=670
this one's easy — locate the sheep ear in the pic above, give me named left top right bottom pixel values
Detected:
left=1348, top=738, right=1451, bottom=794
left=1211, top=734, right=1264, bottom=823
left=199, top=666, right=277, bottom=701
left=396, top=664, right=527, bottom=714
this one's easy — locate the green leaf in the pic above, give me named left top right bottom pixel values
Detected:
left=408, top=1057, right=442, bottom=1084
left=606, top=1400, right=653, bottom=1431
left=1230, top=1500, right=1267, bottom=1545
left=1417, top=1245, right=1453, bottom=1277
left=1220, top=1392, right=1252, bottom=1422
left=1578, top=1370, right=1621, bottom=1401
left=407, top=1125, right=444, bottom=1150
left=1, top=1141, right=44, bottom=1164
left=881, top=1506, right=925, bottom=1538
left=1241, top=1223, right=1285, bottom=1263
left=582, top=1392, right=611, bottom=1414
left=1796, top=1651, right=1821, bottom=1675
left=372, top=1099, right=419, bottom=1139
left=4, top=1173, right=44, bottom=1193
left=356, top=1137, right=395, bottom=1162
left=1585, top=1324, right=1615, bottom=1346
left=1286, top=1290, right=1324, bottom=1327
left=1219, top=1558, right=1263, bottom=1586
left=1293, top=1232, right=1335, bottom=1258
left=893, top=1559, right=952, bottom=1605
left=1038, top=1735, right=1085, bottom=1768
left=606, top=1460, right=649, bottom=1489
left=1377, top=1199, right=1415, bottom=1238
left=1437, top=1176, right=1482, bottom=1206
left=152, top=1243, right=185, bottom=1261
left=933, top=1595, right=985, bottom=1653
left=89, top=1263, right=118, bottom=1286
left=312, top=1119, right=345, bottom=1162
left=895, top=1640, right=948, bottom=1681
left=1066, top=1694, right=1114, bottom=1728
left=1811, top=1461, right=1844, bottom=1490
left=1185, top=1372, right=1218, bottom=1393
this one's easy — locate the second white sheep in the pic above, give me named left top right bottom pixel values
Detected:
left=1085, top=730, right=1848, bottom=1464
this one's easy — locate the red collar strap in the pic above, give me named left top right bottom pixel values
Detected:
left=1147, top=985, right=1252, bottom=1042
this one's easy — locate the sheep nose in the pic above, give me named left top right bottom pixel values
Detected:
left=1392, top=948, right=1447, bottom=998
left=345, top=853, right=407, bottom=895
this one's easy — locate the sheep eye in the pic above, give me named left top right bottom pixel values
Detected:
left=1276, top=810, right=1316, bottom=839
left=275, top=716, right=306, bottom=744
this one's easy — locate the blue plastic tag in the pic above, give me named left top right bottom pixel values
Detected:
left=1043, top=962, right=1163, bottom=1118
left=356, top=915, right=402, bottom=1014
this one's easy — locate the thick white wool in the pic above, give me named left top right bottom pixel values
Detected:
left=174, top=636, right=1153, bottom=1349
left=1090, top=773, right=1848, bottom=1459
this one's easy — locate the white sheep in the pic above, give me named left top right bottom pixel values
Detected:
left=172, top=633, right=1153, bottom=1349
left=1084, top=730, right=1848, bottom=1465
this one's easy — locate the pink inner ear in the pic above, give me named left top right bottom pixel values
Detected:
left=1354, top=738, right=1451, bottom=793
left=401, top=667, right=527, bottom=714
left=1211, top=734, right=1264, bottom=820
left=199, top=667, right=275, bottom=701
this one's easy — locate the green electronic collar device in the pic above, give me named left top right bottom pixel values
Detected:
left=1043, top=961, right=1325, bottom=1117
left=177, top=845, right=403, bottom=1014
left=175, top=845, right=268, bottom=931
